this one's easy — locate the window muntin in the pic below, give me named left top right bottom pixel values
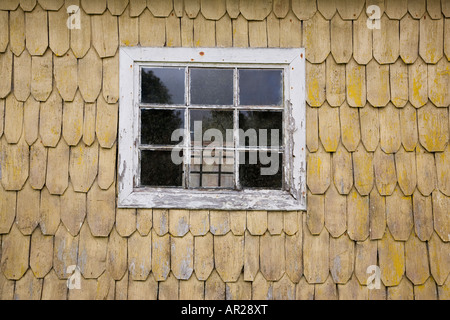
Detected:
left=138, top=65, right=285, bottom=190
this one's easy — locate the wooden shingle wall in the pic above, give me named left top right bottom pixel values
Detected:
left=0, top=0, right=449, bottom=300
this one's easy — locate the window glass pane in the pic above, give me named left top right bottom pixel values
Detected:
left=239, top=111, right=283, bottom=148
left=141, top=109, right=185, bottom=145
left=190, top=149, right=234, bottom=188
left=141, top=67, right=185, bottom=104
left=190, top=68, right=234, bottom=105
left=190, top=110, right=234, bottom=148
left=239, top=151, right=283, bottom=189
left=140, top=150, right=184, bottom=187
left=239, top=69, right=283, bottom=106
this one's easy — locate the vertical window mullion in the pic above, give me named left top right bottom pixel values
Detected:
left=234, top=67, right=240, bottom=190
left=184, top=67, right=190, bottom=189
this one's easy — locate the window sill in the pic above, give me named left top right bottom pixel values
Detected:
left=118, top=188, right=306, bottom=211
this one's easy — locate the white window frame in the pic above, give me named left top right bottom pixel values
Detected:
left=118, top=47, right=306, bottom=210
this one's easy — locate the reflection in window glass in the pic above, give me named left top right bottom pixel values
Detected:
left=141, top=150, right=183, bottom=187
left=141, top=109, right=185, bottom=145
left=239, top=111, right=283, bottom=148
left=190, top=110, right=233, bottom=147
left=239, top=151, right=283, bottom=189
left=190, top=68, right=234, bottom=105
left=141, top=67, right=185, bottom=104
left=239, top=69, right=283, bottom=106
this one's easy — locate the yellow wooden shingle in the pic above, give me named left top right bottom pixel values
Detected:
left=249, top=20, right=267, bottom=48
left=38, top=0, right=63, bottom=10
left=306, top=61, right=325, bottom=107
left=373, top=147, right=397, bottom=196
left=395, top=146, right=417, bottom=196
left=69, top=140, right=99, bottom=192
left=285, top=230, right=302, bottom=283
left=367, top=60, right=390, bottom=107
left=385, top=0, right=407, bottom=19
left=60, top=182, right=86, bottom=236
left=140, top=9, right=166, bottom=46
left=0, top=183, right=16, bottom=235
left=330, top=14, right=352, bottom=63
left=399, top=104, right=418, bottom=151
left=13, top=269, right=42, bottom=300
left=13, top=49, right=31, bottom=102
left=346, top=58, right=366, bottom=107
left=326, top=55, right=346, bottom=107
left=314, top=275, right=337, bottom=299
left=78, top=48, right=102, bottom=103
left=273, top=274, right=295, bottom=300
left=185, top=0, right=200, bottom=18
left=96, top=96, right=118, bottom=149
left=428, top=232, right=450, bottom=285
left=379, top=103, right=401, bottom=153
left=318, top=102, right=339, bottom=152
left=39, top=186, right=60, bottom=235
left=354, top=238, right=377, bottom=285
left=408, top=0, right=426, bottom=19
left=128, top=230, right=152, bottom=280
left=214, top=232, right=244, bottom=282
left=427, top=0, right=442, bottom=19
left=246, top=210, right=267, bottom=235
left=119, top=7, right=139, bottom=47
left=387, top=277, right=414, bottom=300
left=359, top=104, right=379, bottom=152
left=373, top=15, right=399, bottom=64
left=48, top=7, right=69, bottom=56
left=335, top=0, right=365, bottom=20
left=116, top=208, right=136, bottom=237
left=405, top=230, right=430, bottom=285
left=340, top=101, right=361, bottom=152
left=136, top=209, right=152, bottom=236
left=62, top=92, right=83, bottom=146
left=0, top=11, right=8, bottom=53
left=378, top=228, right=405, bottom=286
left=412, top=190, right=433, bottom=241
left=243, top=230, right=259, bottom=281
left=347, top=188, right=370, bottom=241
left=225, top=273, right=251, bottom=300
left=29, top=227, right=53, bottom=278
left=98, top=144, right=116, bottom=190
left=369, top=188, right=386, bottom=240
left=303, top=13, right=329, bottom=63
left=268, top=211, right=283, bottom=235
left=390, top=58, right=408, bottom=108
left=296, top=277, right=314, bottom=300
left=386, top=187, right=414, bottom=241
left=168, top=209, right=189, bottom=237
left=216, top=14, right=232, bottom=47
left=54, top=50, right=78, bottom=102
left=180, top=15, right=194, bottom=47
left=46, top=137, right=69, bottom=195
left=201, top=0, right=226, bottom=20
left=251, top=272, right=271, bottom=299
left=0, top=224, right=30, bottom=280
left=78, top=222, right=108, bottom=279
left=166, top=12, right=181, bottom=47
left=303, top=216, right=329, bottom=284
left=152, top=231, right=170, bottom=280
left=333, top=143, right=353, bottom=195
left=232, top=14, right=248, bottom=48
left=428, top=58, right=449, bottom=107
left=194, top=232, right=214, bottom=280
left=1, top=135, right=29, bottom=191
left=438, top=277, right=450, bottom=300
left=70, top=7, right=90, bottom=58
left=409, top=57, right=428, bottom=108
left=306, top=104, right=318, bottom=152
left=436, top=146, right=450, bottom=195
left=306, top=192, right=324, bottom=235
left=279, top=11, right=301, bottom=48
left=210, top=210, right=230, bottom=235
left=4, top=94, right=24, bottom=144
left=419, top=13, right=443, bottom=64
left=432, top=190, right=449, bottom=242
left=229, top=210, right=246, bottom=235
left=415, top=144, right=437, bottom=196
left=353, top=11, right=372, bottom=65
left=307, top=145, right=331, bottom=194
left=86, top=182, right=115, bottom=237
left=179, top=275, right=205, bottom=300
left=189, top=210, right=209, bottom=236
left=414, top=277, right=438, bottom=300
left=10, top=8, right=25, bottom=57
left=173, top=0, right=184, bottom=17
left=400, top=14, right=419, bottom=63
left=92, top=10, right=118, bottom=58
left=317, top=0, right=336, bottom=19
left=260, top=232, right=285, bottom=281
left=273, top=0, right=289, bottom=18
left=147, top=0, right=173, bottom=17
left=338, top=274, right=367, bottom=300
left=108, top=0, right=129, bottom=16
left=153, top=209, right=168, bottom=236
left=0, top=50, right=12, bottom=99
left=81, top=0, right=106, bottom=14
left=20, top=0, right=36, bottom=12
left=129, top=0, right=147, bottom=17
left=325, top=183, right=347, bottom=237
left=445, top=18, right=449, bottom=60
left=329, top=234, right=354, bottom=284
left=41, top=270, right=67, bottom=300
left=25, top=4, right=48, bottom=56
left=352, top=143, right=374, bottom=195
left=171, top=232, right=194, bottom=280
left=53, top=223, right=78, bottom=279
left=83, top=102, right=96, bottom=146
left=31, top=49, right=53, bottom=102
left=205, top=269, right=225, bottom=300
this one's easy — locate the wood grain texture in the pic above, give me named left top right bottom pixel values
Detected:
left=25, top=4, right=48, bottom=56
left=214, top=232, right=244, bottom=282
left=46, top=137, right=69, bottom=195
left=303, top=13, right=329, bottom=63
left=16, top=181, right=40, bottom=235
left=419, top=13, right=443, bottom=64
left=400, top=13, right=419, bottom=63
left=86, top=182, right=115, bottom=237
left=171, top=232, right=194, bottom=280
left=0, top=224, right=30, bottom=280
left=60, top=182, right=86, bottom=236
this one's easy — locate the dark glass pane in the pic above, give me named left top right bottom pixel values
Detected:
left=190, top=68, right=234, bottom=105
left=141, top=109, right=185, bottom=145
left=140, top=150, right=183, bottom=187
left=239, top=111, right=283, bottom=148
left=190, top=148, right=234, bottom=188
left=190, top=110, right=234, bottom=148
left=239, top=69, right=283, bottom=106
left=141, top=67, right=185, bottom=104
left=239, top=151, right=283, bottom=189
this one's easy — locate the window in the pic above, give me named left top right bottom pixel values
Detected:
left=119, top=48, right=306, bottom=210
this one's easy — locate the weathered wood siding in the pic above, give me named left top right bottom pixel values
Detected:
left=0, top=0, right=449, bottom=300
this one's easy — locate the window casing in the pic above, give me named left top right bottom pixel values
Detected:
left=119, top=47, right=306, bottom=210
